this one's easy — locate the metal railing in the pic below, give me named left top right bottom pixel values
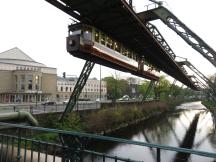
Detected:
left=0, top=122, right=216, bottom=162
left=0, top=102, right=101, bottom=114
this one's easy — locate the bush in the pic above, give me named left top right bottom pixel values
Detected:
left=86, top=103, right=167, bottom=133
left=202, top=100, right=216, bottom=114
left=58, top=112, right=85, bottom=132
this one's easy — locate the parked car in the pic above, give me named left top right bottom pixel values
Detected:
left=41, top=101, right=56, bottom=106
left=117, top=95, right=130, bottom=101
left=96, top=98, right=105, bottom=102
left=63, top=99, right=69, bottom=104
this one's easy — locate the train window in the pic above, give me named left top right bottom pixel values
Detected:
left=94, top=30, right=99, bottom=43
left=132, top=54, right=136, bottom=61
left=101, top=33, right=106, bottom=45
left=111, top=40, right=115, bottom=50
left=128, top=51, right=132, bottom=58
left=122, top=47, right=127, bottom=56
left=134, top=54, right=138, bottom=61
left=106, top=37, right=112, bottom=48
left=114, top=42, right=121, bottom=53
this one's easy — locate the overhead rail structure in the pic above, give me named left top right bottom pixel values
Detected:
left=177, top=60, right=214, bottom=89
left=60, top=60, right=95, bottom=120
left=177, top=60, right=216, bottom=99
left=142, top=80, right=157, bottom=101
left=138, top=6, right=216, bottom=67
left=145, top=22, right=176, bottom=60
left=144, top=22, right=203, bottom=90
left=45, top=0, right=198, bottom=90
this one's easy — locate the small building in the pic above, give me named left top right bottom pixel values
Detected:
left=57, top=76, right=107, bottom=101
left=127, top=77, right=144, bottom=98
left=0, top=47, right=57, bottom=103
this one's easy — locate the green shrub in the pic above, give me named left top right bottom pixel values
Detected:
left=57, top=112, right=85, bottom=132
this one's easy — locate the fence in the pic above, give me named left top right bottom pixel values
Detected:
left=0, top=101, right=101, bottom=114
left=0, top=122, right=216, bottom=162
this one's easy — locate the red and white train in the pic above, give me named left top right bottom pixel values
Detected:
left=66, top=23, right=159, bottom=80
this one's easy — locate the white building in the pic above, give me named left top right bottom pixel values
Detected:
left=57, top=77, right=107, bottom=101
left=0, top=47, right=57, bottom=103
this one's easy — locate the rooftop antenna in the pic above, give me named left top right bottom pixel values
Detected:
left=149, top=0, right=163, bottom=6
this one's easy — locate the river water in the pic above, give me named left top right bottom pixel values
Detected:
left=88, top=101, right=216, bottom=162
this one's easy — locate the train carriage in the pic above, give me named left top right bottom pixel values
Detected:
left=67, top=23, right=160, bottom=81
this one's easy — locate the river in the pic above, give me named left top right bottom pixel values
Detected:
left=87, top=101, right=216, bottom=162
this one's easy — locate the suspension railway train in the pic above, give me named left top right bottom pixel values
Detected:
left=66, top=23, right=160, bottom=81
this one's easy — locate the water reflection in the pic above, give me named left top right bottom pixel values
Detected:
left=88, top=101, right=216, bottom=162
left=173, top=113, right=200, bottom=162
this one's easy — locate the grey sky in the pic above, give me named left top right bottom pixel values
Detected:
left=0, top=0, right=215, bottom=81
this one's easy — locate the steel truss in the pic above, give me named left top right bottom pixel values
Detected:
left=141, top=6, right=216, bottom=67
left=177, top=60, right=216, bottom=100
left=60, top=61, right=95, bottom=121
left=146, top=22, right=176, bottom=60
left=145, top=23, right=201, bottom=90
left=178, top=61, right=213, bottom=88
left=142, top=80, right=157, bottom=101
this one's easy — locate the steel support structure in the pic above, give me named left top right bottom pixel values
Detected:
left=140, top=6, right=216, bottom=67
left=178, top=60, right=216, bottom=100
left=142, top=80, right=157, bottom=101
left=145, top=23, right=202, bottom=90
left=60, top=61, right=95, bottom=121
left=146, top=22, right=176, bottom=60
left=178, top=61, right=213, bottom=88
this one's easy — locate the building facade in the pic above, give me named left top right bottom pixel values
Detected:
left=57, top=77, right=107, bottom=101
left=0, top=47, right=57, bottom=103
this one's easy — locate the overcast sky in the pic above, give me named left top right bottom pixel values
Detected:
left=0, top=0, right=216, bottom=82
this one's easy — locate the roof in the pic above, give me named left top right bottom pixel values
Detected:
left=0, top=47, right=46, bottom=67
left=45, top=0, right=198, bottom=90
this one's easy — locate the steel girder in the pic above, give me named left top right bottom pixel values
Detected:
left=60, top=61, right=95, bottom=121
left=138, top=6, right=216, bottom=67
left=142, top=80, right=157, bottom=101
left=146, top=22, right=176, bottom=60
left=178, top=61, right=213, bottom=88
left=177, top=60, right=216, bottom=99
left=145, top=22, right=201, bottom=90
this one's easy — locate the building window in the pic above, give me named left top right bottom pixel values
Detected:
left=35, top=75, right=39, bottom=90
left=20, top=74, right=25, bottom=91
left=70, top=87, right=72, bottom=92
left=26, top=75, right=33, bottom=90
left=66, top=87, right=68, bottom=92
left=61, top=87, right=63, bottom=92
left=15, top=75, right=18, bottom=91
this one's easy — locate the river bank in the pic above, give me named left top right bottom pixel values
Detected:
left=87, top=101, right=215, bottom=162
left=201, top=100, right=216, bottom=114
left=85, top=100, right=174, bottom=134
left=36, top=99, right=185, bottom=137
